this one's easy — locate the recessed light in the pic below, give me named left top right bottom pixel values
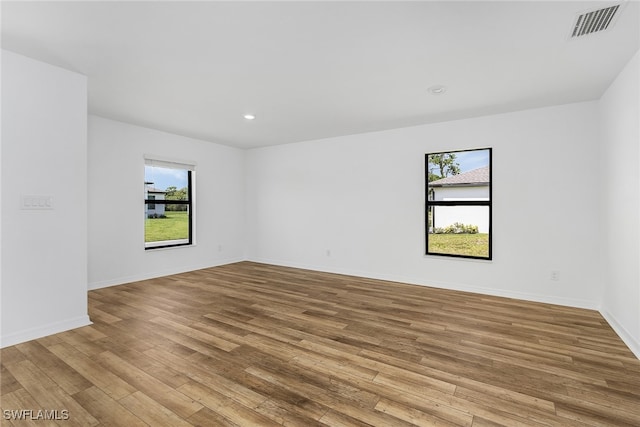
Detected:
left=243, top=114, right=256, bottom=120
left=428, top=85, right=447, bottom=95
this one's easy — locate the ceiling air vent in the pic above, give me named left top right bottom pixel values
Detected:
left=571, top=4, right=621, bottom=38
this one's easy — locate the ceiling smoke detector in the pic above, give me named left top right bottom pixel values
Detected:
left=570, top=4, right=623, bottom=38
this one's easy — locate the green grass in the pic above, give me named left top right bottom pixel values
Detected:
left=145, top=211, right=189, bottom=242
left=428, top=233, right=489, bottom=258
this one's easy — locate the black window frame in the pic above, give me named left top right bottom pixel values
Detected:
left=425, top=147, right=492, bottom=260
left=144, top=170, right=193, bottom=250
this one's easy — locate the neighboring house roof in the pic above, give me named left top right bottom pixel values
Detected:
left=146, top=186, right=166, bottom=194
left=429, top=166, right=490, bottom=187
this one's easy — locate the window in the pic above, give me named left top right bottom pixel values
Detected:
left=144, top=157, right=195, bottom=249
left=425, top=148, right=492, bottom=259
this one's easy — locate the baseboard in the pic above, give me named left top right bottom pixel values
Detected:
left=250, top=258, right=640, bottom=358
left=88, top=257, right=246, bottom=290
left=599, top=309, right=640, bottom=359
left=247, top=257, right=599, bottom=310
left=0, top=315, right=92, bottom=349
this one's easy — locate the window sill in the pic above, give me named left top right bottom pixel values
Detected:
left=145, top=240, right=194, bottom=251
left=424, top=253, right=492, bottom=262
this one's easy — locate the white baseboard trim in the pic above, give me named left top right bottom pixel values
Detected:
left=0, top=315, right=92, bottom=349
left=247, top=257, right=599, bottom=310
left=7, top=259, right=638, bottom=360
left=88, top=257, right=245, bottom=290
left=599, top=309, right=640, bottom=360
left=249, top=258, right=640, bottom=359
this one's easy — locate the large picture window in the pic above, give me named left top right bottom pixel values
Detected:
left=426, top=148, right=492, bottom=260
left=144, top=157, right=195, bottom=250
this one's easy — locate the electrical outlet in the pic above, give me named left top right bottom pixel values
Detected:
left=550, top=270, right=560, bottom=281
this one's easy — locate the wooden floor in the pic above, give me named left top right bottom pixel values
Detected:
left=1, top=262, right=639, bottom=426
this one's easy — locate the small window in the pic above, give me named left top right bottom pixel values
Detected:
left=144, top=158, right=195, bottom=250
left=425, top=148, right=492, bottom=259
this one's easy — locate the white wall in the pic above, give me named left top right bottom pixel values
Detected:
left=432, top=186, right=490, bottom=233
left=434, top=186, right=489, bottom=201
left=1, top=51, right=91, bottom=347
left=246, top=102, right=603, bottom=309
left=87, top=116, right=245, bottom=289
left=431, top=206, right=490, bottom=234
left=599, top=50, right=640, bottom=358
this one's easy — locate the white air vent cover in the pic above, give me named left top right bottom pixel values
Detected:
left=571, top=4, right=621, bottom=38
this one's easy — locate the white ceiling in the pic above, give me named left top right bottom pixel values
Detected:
left=2, top=1, right=639, bottom=148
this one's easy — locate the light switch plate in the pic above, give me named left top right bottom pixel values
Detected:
left=21, top=195, right=54, bottom=210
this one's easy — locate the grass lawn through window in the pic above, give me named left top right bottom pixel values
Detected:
left=145, top=211, right=189, bottom=243
left=428, top=233, right=489, bottom=258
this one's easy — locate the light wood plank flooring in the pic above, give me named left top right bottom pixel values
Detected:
left=2, top=262, right=639, bottom=426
